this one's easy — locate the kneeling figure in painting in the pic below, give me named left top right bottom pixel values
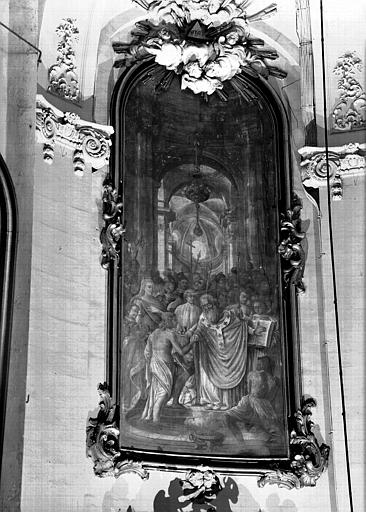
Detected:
left=224, top=356, right=281, bottom=444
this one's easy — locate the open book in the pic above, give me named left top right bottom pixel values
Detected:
left=248, top=316, right=275, bottom=348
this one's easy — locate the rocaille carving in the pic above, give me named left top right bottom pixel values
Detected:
left=99, top=180, right=125, bottom=269
left=258, top=396, right=330, bottom=489
left=278, top=194, right=306, bottom=294
left=86, top=383, right=149, bottom=479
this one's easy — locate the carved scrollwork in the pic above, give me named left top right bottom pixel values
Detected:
left=100, top=180, right=125, bottom=269
left=112, top=1, right=286, bottom=96
left=180, top=466, right=222, bottom=510
left=80, top=128, right=110, bottom=166
left=48, top=18, right=80, bottom=102
left=35, top=95, right=113, bottom=174
left=332, top=52, right=366, bottom=131
left=278, top=193, right=306, bottom=294
left=301, top=152, right=340, bottom=183
left=258, top=396, right=330, bottom=489
left=299, top=143, right=366, bottom=200
left=86, top=383, right=149, bottom=480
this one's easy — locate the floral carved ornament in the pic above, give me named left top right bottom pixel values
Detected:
left=332, top=51, right=366, bottom=131
left=113, top=0, right=286, bottom=96
left=48, top=17, right=80, bottom=101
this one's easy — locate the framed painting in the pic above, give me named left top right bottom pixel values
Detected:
left=94, top=59, right=305, bottom=475
left=85, top=0, right=330, bottom=490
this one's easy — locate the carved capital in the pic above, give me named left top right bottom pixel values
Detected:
left=278, top=193, right=306, bottom=294
left=86, top=383, right=149, bottom=480
left=258, top=396, right=330, bottom=489
left=299, top=143, right=366, bottom=200
left=36, top=94, right=114, bottom=174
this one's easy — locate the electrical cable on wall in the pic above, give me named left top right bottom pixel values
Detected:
left=0, top=21, right=42, bottom=64
left=319, top=2, right=354, bottom=511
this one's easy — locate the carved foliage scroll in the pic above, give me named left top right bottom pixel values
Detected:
left=100, top=180, right=125, bottom=269
left=278, top=194, right=306, bottom=294
left=48, top=18, right=80, bottom=101
left=86, top=383, right=149, bottom=479
left=258, top=396, right=330, bottom=489
left=332, top=52, right=366, bottom=132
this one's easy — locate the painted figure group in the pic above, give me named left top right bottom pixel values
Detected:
left=122, top=269, right=283, bottom=443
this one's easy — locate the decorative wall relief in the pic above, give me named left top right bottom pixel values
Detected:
left=332, top=51, right=366, bottom=131
left=299, top=142, right=366, bottom=200
left=258, top=396, right=330, bottom=489
left=86, top=383, right=149, bottom=479
left=113, top=0, right=286, bottom=96
left=278, top=194, right=306, bottom=294
left=35, top=95, right=113, bottom=175
left=48, top=18, right=80, bottom=101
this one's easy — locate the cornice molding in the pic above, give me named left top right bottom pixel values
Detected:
left=35, top=94, right=114, bottom=175
left=299, top=142, right=366, bottom=200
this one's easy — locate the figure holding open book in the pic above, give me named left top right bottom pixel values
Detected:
left=247, top=300, right=278, bottom=376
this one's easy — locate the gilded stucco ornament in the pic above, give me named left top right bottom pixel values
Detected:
left=258, top=396, right=330, bottom=489
left=299, top=142, right=366, bottom=200
left=86, top=383, right=149, bottom=479
left=278, top=194, right=306, bottom=294
left=100, top=180, right=125, bottom=269
left=113, top=0, right=286, bottom=97
left=35, top=95, right=113, bottom=175
left=48, top=18, right=80, bottom=101
left=332, top=52, right=366, bottom=131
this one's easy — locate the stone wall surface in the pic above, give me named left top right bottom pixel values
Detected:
left=20, top=147, right=107, bottom=512
left=0, top=0, right=38, bottom=510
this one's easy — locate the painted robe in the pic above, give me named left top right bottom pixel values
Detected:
left=194, top=310, right=248, bottom=408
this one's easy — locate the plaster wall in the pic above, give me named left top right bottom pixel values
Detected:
left=0, top=0, right=38, bottom=510
left=20, top=148, right=108, bottom=511
left=316, top=177, right=366, bottom=512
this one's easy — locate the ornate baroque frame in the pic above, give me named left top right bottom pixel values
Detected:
left=86, top=56, right=329, bottom=489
